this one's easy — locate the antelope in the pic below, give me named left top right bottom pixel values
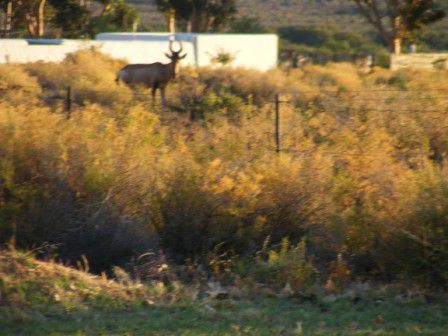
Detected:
left=116, top=40, right=187, bottom=109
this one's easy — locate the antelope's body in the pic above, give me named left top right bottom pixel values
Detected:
left=117, top=62, right=176, bottom=87
left=116, top=40, right=186, bottom=109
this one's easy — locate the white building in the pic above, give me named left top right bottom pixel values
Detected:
left=0, top=33, right=278, bottom=71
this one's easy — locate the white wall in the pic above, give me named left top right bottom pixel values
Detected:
left=0, top=39, right=81, bottom=63
left=0, top=33, right=278, bottom=71
left=195, top=34, right=278, bottom=70
left=390, top=53, right=448, bottom=70
left=97, top=33, right=279, bottom=71
left=0, top=39, right=196, bottom=65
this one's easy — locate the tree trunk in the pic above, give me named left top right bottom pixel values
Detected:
left=166, top=8, right=175, bottom=33
left=393, top=37, right=401, bottom=54
left=37, top=0, right=45, bottom=37
left=191, top=6, right=200, bottom=32
left=5, top=0, right=13, bottom=32
left=22, top=0, right=46, bottom=37
left=204, top=16, right=213, bottom=32
left=393, top=16, right=402, bottom=54
left=24, top=12, right=37, bottom=36
left=186, top=19, right=192, bottom=33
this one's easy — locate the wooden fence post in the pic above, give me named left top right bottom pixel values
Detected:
left=275, top=93, right=281, bottom=154
left=65, top=86, right=72, bottom=117
left=190, top=78, right=198, bottom=122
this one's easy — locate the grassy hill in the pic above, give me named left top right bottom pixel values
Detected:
left=128, top=0, right=448, bottom=56
left=130, top=0, right=447, bottom=31
left=0, top=249, right=154, bottom=313
left=1, top=249, right=448, bottom=335
left=130, top=0, right=364, bottom=30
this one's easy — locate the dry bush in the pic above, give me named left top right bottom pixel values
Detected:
left=0, top=64, right=41, bottom=104
left=25, top=49, right=133, bottom=108
left=299, top=62, right=363, bottom=91
left=0, top=102, right=160, bottom=271
left=196, top=67, right=284, bottom=104
left=0, top=53, right=447, bottom=288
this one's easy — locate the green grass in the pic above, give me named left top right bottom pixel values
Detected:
left=1, top=251, right=447, bottom=335
left=1, top=298, right=447, bottom=335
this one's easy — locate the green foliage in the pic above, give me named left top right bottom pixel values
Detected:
left=350, top=0, right=446, bottom=51
left=210, top=49, right=236, bottom=66
left=128, top=0, right=448, bottom=54
left=418, top=25, right=448, bottom=50
left=246, top=238, right=318, bottom=289
left=279, top=25, right=389, bottom=65
left=88, top=0, right=139, bottom=36
left=154, top=0, right=237, bottom=32
left=1, top=0, right=139, bottom=38
left=0, top=249, right=192, bottom=318
left=228, top=16, right=269, bottom=33
left=2, top=296, right=448, bottom=335
left=400, top=0, right=446, bottom=41
left=48, top=0, right=91, bottom=38
left=1, top=249, right=447, bottom=335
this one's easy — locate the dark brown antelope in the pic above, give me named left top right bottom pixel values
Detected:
left=116, top=40, right=187, bottom=109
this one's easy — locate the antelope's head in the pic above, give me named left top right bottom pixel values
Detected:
left=165, top=40, right=187, bottom=76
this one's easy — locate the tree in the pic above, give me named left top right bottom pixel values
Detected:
left=88, top=0, right=139, bottom=36
left=16, top=0, right=47, bottom=37
left=49, top=0, right=90, bottom=37
left=351, top=0, right=445, bottom=54
left=155, top=0, right=237, bottom=33
left=229, top=16, right=269, bottom=34
left=1, top=0, right=138, bottom=38
left=155, top=0, right=176, bottom=32
left=107, top=0, right=139, bottom=31
left=0, top=0, right=13, bottom=35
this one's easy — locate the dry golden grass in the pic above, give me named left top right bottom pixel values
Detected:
left=25, top=49, right=133, bottom=107
left=0, top=249, right=146, bottom=311
left=0, top=248, right=195, bottom=314
left=0, top=51, right=447, bottom=288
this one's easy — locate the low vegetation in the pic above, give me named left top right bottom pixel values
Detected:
left=278, top=25, right=390, bottom=66
left=0, top=51, right=447, bottom=333
left=130, top=0, right=448, bottom=58
left=0, top=249, right=155, bottom=313
left=1, top=250, right=447, bottom=335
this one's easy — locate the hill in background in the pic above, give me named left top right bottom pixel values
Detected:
left=129, top=0, right=447, bottom=32
left=129, top=0, right=365, bottom=30
left=129, top=0, right=448, bottom=66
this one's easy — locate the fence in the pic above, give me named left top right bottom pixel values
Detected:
left=2, top=83, right=448, bottom=156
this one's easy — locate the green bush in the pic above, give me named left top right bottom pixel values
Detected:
left=278, top=25, right=389, bottom=66
left=245, top=238, right=318, bottom=290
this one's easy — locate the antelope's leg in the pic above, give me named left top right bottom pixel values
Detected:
left=161, top=87, right=166, bottom=111
left=151, top=86, right=157, bottom=110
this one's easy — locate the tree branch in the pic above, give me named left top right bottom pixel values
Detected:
left=352, top=0, right=392, bottom=46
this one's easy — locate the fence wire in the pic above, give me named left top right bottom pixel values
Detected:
left=2, top=83, right=448, bottom=158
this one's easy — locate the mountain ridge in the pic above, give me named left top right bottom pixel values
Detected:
left=129, top=0, right=447, bottom=32
left=129, top=0, right=363, bottom=30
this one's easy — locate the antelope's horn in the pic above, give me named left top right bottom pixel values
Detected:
left=177, top=40, right=184, bottom=52
left=169, top=39, right=183, bottom=53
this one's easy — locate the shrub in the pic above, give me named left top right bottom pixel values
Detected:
left=0, top=52, right=447, bottom=289
left=25, top=49, right=132, bottom=108
left=247, top=238, right=318, bottom=290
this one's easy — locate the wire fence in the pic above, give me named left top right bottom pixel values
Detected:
left=3, top=83, right=448, bottom=156
left=5, top=83, right=448, bottom=107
